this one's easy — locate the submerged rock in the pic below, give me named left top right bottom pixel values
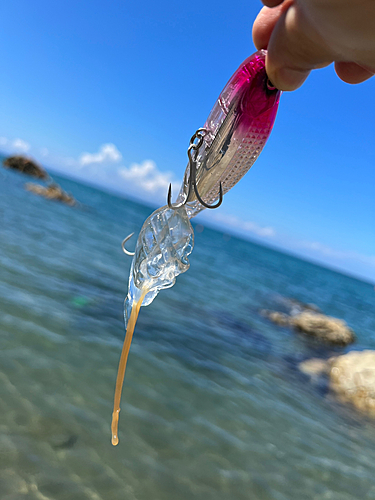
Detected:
left=261, top=310, right=290, bottom=326
left=25, top=182, right=76, bottom=206
left=261, top=300, right=355, bottom=346
left=52, top=434, right=78, bottom=450
left=291, top=311, right=355, bottom=346
left=3, top=155, right=48, bottom=179
left=298, top=358, right=330, bottom=378
left=329, top=350, right=375, bottom=417
left=299, top=351, right=375, bottom=419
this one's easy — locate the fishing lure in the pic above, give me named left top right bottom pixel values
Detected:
left=111, top=49, right=281, bottom=445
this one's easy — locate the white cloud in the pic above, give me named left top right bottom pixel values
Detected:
left=298, top=241, right=342, bottom=256
left=40, top=147, right=49, bottom=157
left=298, top=240, right=375, bottom=269
left=243, top=220, right=275, bottom=237
left=12, top=138, right=30, bottom=152
left=213, top=212, right=276, bottom=238
left=57, top=143, right=179, bottom=202
left=0, top=136, right=31, bottom=152
left=79, top=143, right=122, bottom=166
left=118, top=160, right=179, bottom=195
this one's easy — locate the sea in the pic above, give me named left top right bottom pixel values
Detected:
left=1, top=165, right=375, bottom=500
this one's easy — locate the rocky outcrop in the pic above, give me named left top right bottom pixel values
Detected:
left=262, top=311, right=290, bottom=327
left=329, top=350, right=375, bottom=417
left=261, top=301, right=355, bottom=346
left=299, top=351, right=375, bottom=418
left=291, top=311, right=355, bottom=346
left=298, top=358, right=330, bottom=378
left=25, top=182, right=76, bottom=206
left=2, top=155, right=77, bottom=206
left=3, top=155, right=48, bottom=179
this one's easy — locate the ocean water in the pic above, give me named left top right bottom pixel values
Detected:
left=1, top=166, right=375, bottom=500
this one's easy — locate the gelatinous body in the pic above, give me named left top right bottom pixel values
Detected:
left=111, top=206, right=193, bottom=444
left=125, top=205, right=194, bottom=314
left=111, top=50, right=281, bottom=445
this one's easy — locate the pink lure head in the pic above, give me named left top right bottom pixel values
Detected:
left=216, top=50, right=280, bottom=124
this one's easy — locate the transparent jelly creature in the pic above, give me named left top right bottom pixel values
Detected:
left=111, top=206, right=193, bottom=445
left=111, top=49, right=281, bottom=445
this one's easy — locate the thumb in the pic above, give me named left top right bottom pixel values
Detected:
left=266, top=4, right=332, bottom=90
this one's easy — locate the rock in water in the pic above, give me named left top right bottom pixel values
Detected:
left=329, top=350, right=375, bottom=417
left=291, top=311, right=355, bottom=346
left=298, top=358, right=330, bottom=378
left=3, top=155, right=48, bottom=179
left=25, top=182, right=76, bottom=206
left=261, top=310, right=290, bottom=326
left=261, top=301, right=355, bottom=346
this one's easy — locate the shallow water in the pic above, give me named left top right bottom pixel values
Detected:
left=1, top=167, right=375, bottom=500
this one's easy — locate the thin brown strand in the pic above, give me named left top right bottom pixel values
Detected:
left=111, top=290, right=147, bottom=446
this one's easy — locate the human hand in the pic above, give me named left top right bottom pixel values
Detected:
left=252, top=0, right=375, bottom=90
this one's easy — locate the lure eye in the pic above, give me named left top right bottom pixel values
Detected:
left=266, top=79, right=276, bottom=91
left=264, top=76, right=278, bottom=96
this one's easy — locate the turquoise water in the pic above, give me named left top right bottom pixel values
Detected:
left=1, top=167, right=375, bottom=500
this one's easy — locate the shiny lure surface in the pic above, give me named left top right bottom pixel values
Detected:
left=111, top=50, right=281, bottom=445
left=172, top=48, right=281, bottom=217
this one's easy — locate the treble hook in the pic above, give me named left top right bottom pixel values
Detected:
left=168, top=128, right=223, bottom=210
left=121, top=232, right=135, bottom=256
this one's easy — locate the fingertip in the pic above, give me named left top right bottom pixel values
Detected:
left=264, top=2, right=330, bottom=91
left=335, top=61, right=375, bottom=84
left=266, top=62, right=310, bottom=91
left=252, top=4, right=290, bottom=50
left=252, top=7, right=274, bottom=50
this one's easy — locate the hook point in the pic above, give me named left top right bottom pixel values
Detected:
left=122, top=232, right=135, bottom=256
left=194, top=181, right=223, bottom=209
left=167, top=183, right=173, bottom=209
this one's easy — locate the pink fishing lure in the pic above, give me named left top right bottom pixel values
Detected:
left=176, top=49, right=281, bottom=217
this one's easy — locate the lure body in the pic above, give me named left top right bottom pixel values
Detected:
left=177, top=49, right=280, bottom=217
left=111, top=50, right=280, bottom=445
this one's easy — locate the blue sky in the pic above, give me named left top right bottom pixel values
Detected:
left=0, top=0, right=374, bottom=282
